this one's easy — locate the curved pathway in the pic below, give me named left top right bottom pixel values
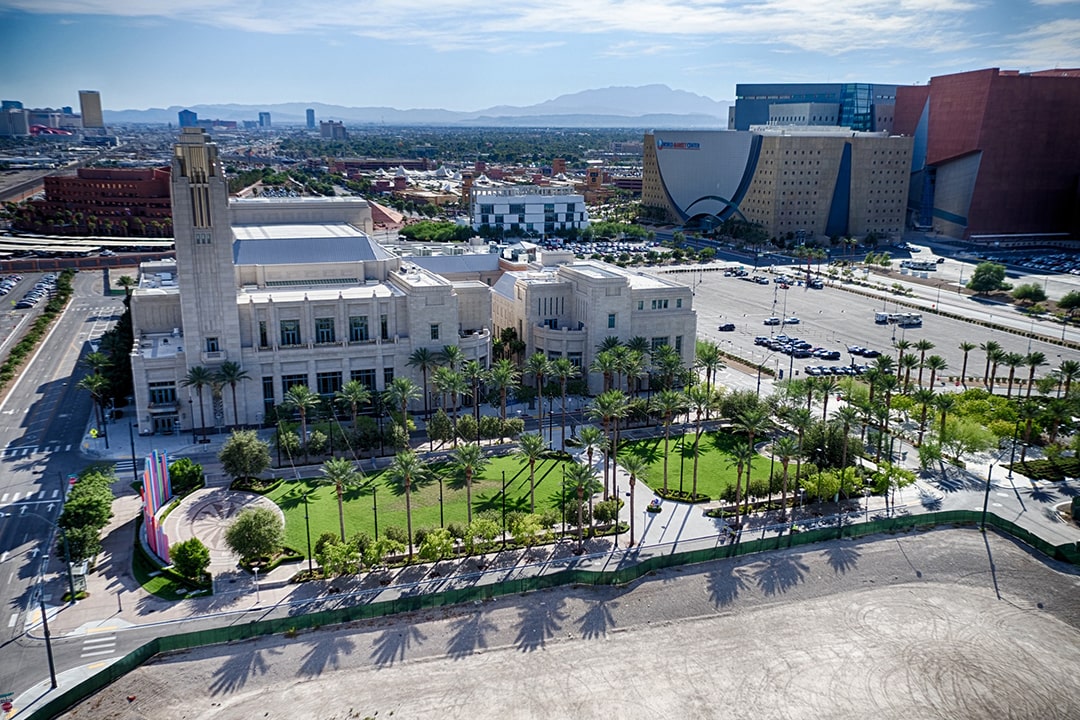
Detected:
left=162, top=488, right=284, bottom=571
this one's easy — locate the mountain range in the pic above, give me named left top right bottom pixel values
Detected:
left=103, top=85, right=732, bottom=128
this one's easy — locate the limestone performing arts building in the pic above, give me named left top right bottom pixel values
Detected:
left=642, top=127, right=913, bottom=242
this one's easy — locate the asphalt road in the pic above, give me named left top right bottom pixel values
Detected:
left=0, top=269, right=124, bottom=700
left=57, top=528, right=1080, bottom=720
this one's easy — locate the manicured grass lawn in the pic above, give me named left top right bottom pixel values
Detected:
left=619, top=431, right=769, bottom=501
left=264, top=454, right=573, bottom=555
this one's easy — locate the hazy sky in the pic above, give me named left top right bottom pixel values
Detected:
left=1, top=1, right=1078, bottom=111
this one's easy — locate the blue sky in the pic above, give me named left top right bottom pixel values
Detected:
left=1, top=1, right=1078, bottom=111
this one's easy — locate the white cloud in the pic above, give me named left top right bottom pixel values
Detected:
left=1001, top=18, right=1080, bottom=68
left=0, top=0, right=1033, bottom=61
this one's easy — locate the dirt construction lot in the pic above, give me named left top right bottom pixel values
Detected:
left=63, top=528, right=1080, bottom=720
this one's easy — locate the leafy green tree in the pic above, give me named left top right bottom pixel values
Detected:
left=426, top=408, right=453, bottom=448
left=510, top=514, right=552, bottom=548
left=61, top=525, right=103, bottom=564
left=218, top=430, right=271, bottom=481
left=966, top=262, right=1010, bottom=294
left=418, top=528, right=455, bottom=561
left=168, top=457, right=204, bottom=496
left=58, top=485, right=114, bottom=534
left=170, top=537, right=210, bottom=582
left=224, top=507, right=284, bottom=564
left=464, top=517, right=501, bottom=555
left=1011, top=283, right=1047, bottom=305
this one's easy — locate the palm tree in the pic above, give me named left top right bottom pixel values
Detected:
left=832, top=405, right=860, bottom=472
left=934, top=392, right=956, bottom=437
left=815, top=376, right=840, bottom=421
left=899, top=353, right=919, bottom=393
left=924, top=355, right=948, bottom=391
left=1056, top=359, right=1080, bottom=398
left=116, top=275, right=137, bottom=298
left=685, top=385, right=718, bottom=501
left=725, top=440, right=755, bottom=521
left=577, top=425, right=607, bottom=477
left=452, top=442, right=489, bottom=524
left=651, top=344, right=684, bottom=391
left=319, top=457, right=363, bottom=542
left=282, top=384, right=322, bottom=463
left=734, top=407, right=771, bottom=517
left=589, top=350, right=619, bottom=393
left=914, top=339, right=935, bottom=387
left=802, top=375, right=819, bottom=413
left=181, top=366, right=215, bottom=442
left=1003, top=351, right=1025, bottom=399
left=651, top=389, right=685, bottom=493
left=525, top=352, right=552, bottom=439
left=551, top=357, right=580, bottom=442
left=440, top=344, right=465, bottom=372
left=407, top=347, right=439, bottom=418
left=874, top=374, right=899, bottom=461
left=384, top=377, right=421, bottom=449
left=335, top=379, right=371, bottom=427
left=564, top=461, right=598, bottom=553
left=894, top=339, right=912, bottom=376
left=385, top=450, right=430, bottom=561
left=215, top=361, right=251, bottom=427
left=515, top=433, right=547, bottom=513
left=488, top=359, right=520, bottom=438
left=81, top=351, right=112, bottom=374
left=980, top=340, right=1001, bottom=389
left=912, top=388, right=936, bottom=445
left=463, top=359, right=487, bottom=429
left=619, top=454, right=649, bottom=547
left=958, top=341, right=977, bottom=386
left=620, top=350, right=647, bottom=398
left=77, top=373, right=110, bottom=435
left=439, top=370, right=467, bottom=446
left=695, top=340, right=725, bottom=395
left=987, top=348, right=1007, bottom=395
left=587, top=389, right=629, bottom=499
left=1018, top=399, right=1041, bottom=462
left=771, top=435, right=799, bottom=520
left=786, top=406, right=812, bottom=497
left=1024, top=352, right=1046, bottom=398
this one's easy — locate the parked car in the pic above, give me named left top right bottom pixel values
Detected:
left=784, top=317, right=800, bottom=325
left=763, top=317, right=781, bottom=326
left=718, top=323, right=736, bottom=332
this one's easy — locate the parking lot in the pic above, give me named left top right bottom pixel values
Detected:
left=659, top=260, right=1074, bottom=385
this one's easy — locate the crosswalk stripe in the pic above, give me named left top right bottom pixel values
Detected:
left=81, top=649, right=116, bottom=658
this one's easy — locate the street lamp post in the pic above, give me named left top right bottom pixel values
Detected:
left=1007, top=419, right=1020, bottom=481
left=12, top=509, right=78, bottom=605
left=128, top=421, right=140, bottom=487
left=39, top=592, right=57, bottom=689
left=252, top=566, right=260, bottom=604
left=303, top=491, right=313, bottom=574
left=981, top=463, right=995, bottom=531
left=439, top=474, right=444, bottom=528
left=189, top=398, right=196, bottom=443
left=501, top=471, right=507, bottom=550
left=372, top=485, right=379, bottom=541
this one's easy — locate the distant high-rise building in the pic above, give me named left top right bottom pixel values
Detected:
left=320, top=120, right=348, bottom=140
left=79, top=90, right=104, bottom=128
left=1, top=100, right=23, bottom=111
left=258, top=111, right=271, bottom=128
left=306, top=108, right=315, bottom=129
left=731, top=82, right=900, bottom=133
left=178, top=109, right=198, bottom=128
left=0, top=109, right=30, bottom=137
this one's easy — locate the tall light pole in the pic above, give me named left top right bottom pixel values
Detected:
left=303, top=490, right=313, bottom=574
left=128, top=421, right=140, bottom=486
left=981, top=463, right=995, bottom=531
left=39, top=591, right=57, bottom=689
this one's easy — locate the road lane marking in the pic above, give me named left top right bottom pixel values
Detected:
left=0, top=494, right=6, bottom=503
left=0, top=551, right=7, bottom=563
left=6, top=613, right=15, bottom=628
left=80, top=649, right=116, bottom=658
left=51, top=490, right=58, bottom=498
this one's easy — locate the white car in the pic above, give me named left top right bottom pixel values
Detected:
left=783, top=317, right=800, bottom=325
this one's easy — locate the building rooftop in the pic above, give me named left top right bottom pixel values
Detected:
left=240, top=282, right=401, bottom=304
left=232, top=224, right=393, bottom=264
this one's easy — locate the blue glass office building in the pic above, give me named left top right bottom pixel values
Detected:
left=731, top=83, right=900, bottom=132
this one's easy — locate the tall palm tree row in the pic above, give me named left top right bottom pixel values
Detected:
left=651, top=389, right=686, bottom=494
left=406, top=347, right=439, bottom=418
left=383, top=377, right=421, bottom=449
left=958, top=341, right=977, bottom=385
left=319, top=457, right=363, bottom=542
left=586, top=389, right=629, bottom=499
left=733, top=407, right=771, bottom=518
left=618, top=454, right=649, bottom=547
left=514, top=433, right=547, bottom=513
left=525, top=352, right=552, bottom=442
left=215, top=361, right=251, bottom=427
left=451, top=442, right=488, bottom=524
left=551, top=357, right=580, bottom=443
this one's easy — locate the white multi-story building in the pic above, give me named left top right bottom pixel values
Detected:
left=491, top=259, right=696, bottom=392
left=471, top=186, right=589, bottom=237
left=129, top=129, right=491, bottom=435
left=128, top=129, right=693, bottom=435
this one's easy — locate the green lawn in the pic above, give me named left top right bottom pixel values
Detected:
left=264, top=454, right=573, bottom=555
left=619, top=431, right=770, bottom=501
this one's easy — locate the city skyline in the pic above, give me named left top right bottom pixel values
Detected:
left=1, top=1, right=1078, bottom=112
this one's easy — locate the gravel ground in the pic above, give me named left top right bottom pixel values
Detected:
left=61, top=528, right=1080, bottom=720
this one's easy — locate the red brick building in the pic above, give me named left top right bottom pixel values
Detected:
left=895, top=67, right=1080, bottom=241
left=20, top=166, right=173, bottom=236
